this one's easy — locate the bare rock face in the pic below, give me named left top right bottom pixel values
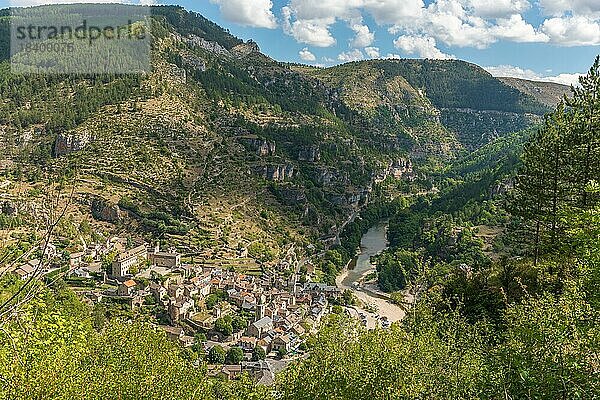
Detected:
left=182, top=54, right=207, bottom=72
left=256, top=164, right=295, bottom=182
left=316, top=167, right=348, bottom=186
left=326, top=190, right=366, bottom=207
left=298, top=145, right=320, bottom=162
left=231, top=40, right=260, bottom=58
left=168, top=64, right=188, bottom=83
left=91, top=198, right=122, bottom=223
left=242, top=137, right=276, bottom=156
left=375, top=158, right=414, bottom=183
left=276, top=186, right=307, bottom=205
left=490, top=178, right=515, bottom=198
left=186, top=35, right=230, bottom=57
left=54, top=131, right=94, bottom=156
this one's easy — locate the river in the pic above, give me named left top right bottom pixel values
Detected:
left=341, top=221, right=389, bottom=291
left=336, top=221, right=409, bottom=326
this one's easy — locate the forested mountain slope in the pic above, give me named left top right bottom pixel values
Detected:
left=0, top=4, right=598, bottom=399
left=0, top=5, right=562, bottom=264
left=308, top=59, right=560, bottom=150
left=499, top=77, right=572, bottom=108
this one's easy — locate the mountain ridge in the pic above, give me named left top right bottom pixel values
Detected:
left=0, top=4, right=568, bottom=266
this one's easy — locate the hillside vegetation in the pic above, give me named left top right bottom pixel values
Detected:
left=0, top=5, right=595, bottom=400
left=0, top=58, right=597, bottom=400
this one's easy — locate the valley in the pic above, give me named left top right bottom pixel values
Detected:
left=0, top=4, right=598, bottom=400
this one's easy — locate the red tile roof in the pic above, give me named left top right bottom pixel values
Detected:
left=123, top=279, right=137, bottom=288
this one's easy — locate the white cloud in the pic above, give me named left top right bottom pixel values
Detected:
left=364, top=46, right=381, bottom=58
left=210, top=0, right=277, bottom=29
left=485, top=65, right=542, bottom=80
left=280, top=0, right=600, bottom=55
left=338, top=49, right=365, bottom=62
left=9, top=0, right=133, bottom=4
left=284, top=0, right=362, bottom=21
left=541, top=16, right=600, bottom=46
left=538, top=0, right=600, bottom=17
left=362, top=0, right=425, bottom=25
left=282, top=6, right=337, bottom=47
left=350, top=24, right=375, bottom=47
left=394, top=35, right=456, bottom=59
left=299, top=47, right=317, bottom=61
left=544, top=73, right=586, bottom=86
left=421, top=8, right=494, bottom=48
left=465, top=0, right=530, bottom=18
left=491, top=14, right=548, bottom=42
left=485, top=64, right=584, bottom=86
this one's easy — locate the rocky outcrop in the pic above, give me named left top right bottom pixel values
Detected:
left=182, top=54, right=206, bottom=72
left=242, top=137, right=276, bottom=156
left=256, top=164, right=295, bottom=182
left=186, top=35, right=230, bottom=57
left=325, top=190, right=366, bottom=207
left=91, top=198, right=122, bottom=223
left=316, top=167, right=348, bottom=186
left=298, top=145, right=320, bottom=162
left=54, top=131, right=93, bottom=156
left=276, top=186, right=307, bottom=205
left=375, top=158, right=414, bottom=183
left=490, top=178, right=515, bottom=198
left=231, top=40, right=260, bottom=58
left=168, top=64, right=187, bottom=83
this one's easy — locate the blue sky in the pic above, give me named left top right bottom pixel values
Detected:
left=188, top=0, right=600, bottom=85
left=4, top=0, right=600, bottom=85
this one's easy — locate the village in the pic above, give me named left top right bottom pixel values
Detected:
left=8, top=236, right=352, bottom=384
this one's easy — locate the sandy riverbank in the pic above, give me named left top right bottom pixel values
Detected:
left=336, top=267, right=408, bottom=325
left=334, top=221, right=414, bottom=327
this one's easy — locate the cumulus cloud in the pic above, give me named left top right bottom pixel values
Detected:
left=491, top=14, right=549, bottom=42
left=364, top=46, right=381, bottom=58
left=541, top=16, right=600, bottom=46
left=210, top=0, right=277, bottom=29
left=538, top=0, right=600, bottom=17
left=9, top=0, right=137, bottom=4
left=338, top=49, right=365, bottom=62
left=282, top=5, right=337, bottom=47
left=20, top=0, right=600, bottom=50
left=362, top=0, right=425, bottom=25
left=299, top=47, right=317, bottom=61
left=350, top=24, right=375, bottom=47
left=420, top=7, right=493, bottom=48
left=465, top=0, right=530, bottom=18
left=394, top=35, right=456, bottom=59
left=485, top=64, right=584, bottom=86
left=384, top=53, right=403, bottom=59
left=280, top=0, right=600, bottom=52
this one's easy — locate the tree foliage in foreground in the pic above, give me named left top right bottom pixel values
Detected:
left=511, top=57, right=600, bottom=262
left=0, top=279, right=270, bottom=400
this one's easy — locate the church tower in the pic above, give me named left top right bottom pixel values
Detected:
left=256, top=294, right=266, bottom=321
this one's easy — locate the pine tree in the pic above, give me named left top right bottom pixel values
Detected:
left=512, top=57, right=600, bottom=261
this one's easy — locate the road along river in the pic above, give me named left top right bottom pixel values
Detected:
left=336, top=221, right=411, bottom=328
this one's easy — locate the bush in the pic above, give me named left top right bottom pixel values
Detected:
left=226, top=347, right=244, bottom=364
left=208, top=345, right=226, bottom=364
